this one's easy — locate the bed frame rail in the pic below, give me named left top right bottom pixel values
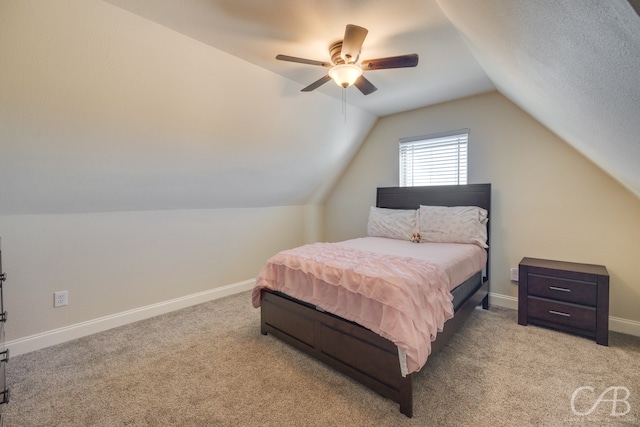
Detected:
left=261, top=290, right=414, bottom=416
left=261, top=276, right=488, bottom=417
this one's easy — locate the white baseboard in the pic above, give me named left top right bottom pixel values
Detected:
left=609, top=316, right=640, bottom=337
left=6, top=279, right=256, bottom=357
left=8, top=285, right=639, bottom=357
left=489, top=292, right=640, bottom=338
left=489, top=292, right=518, bottom=310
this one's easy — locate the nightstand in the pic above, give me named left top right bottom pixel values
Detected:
left=518, top=257, right=609, bottom=345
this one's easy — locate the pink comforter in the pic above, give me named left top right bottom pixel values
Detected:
left=251, top=242, right=455, bottom=375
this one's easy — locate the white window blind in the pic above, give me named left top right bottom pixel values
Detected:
left=399, top=129, right=468, bottom=186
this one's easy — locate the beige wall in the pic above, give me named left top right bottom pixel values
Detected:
left=2, top=0, right=637, bottom=350
left=324, top=91, right=640, bottom=325
left=0, top=206, right=308, bottom=343
left=0, top=0, right=371, bottom=353
left=0, top=0, right=376, bottom=215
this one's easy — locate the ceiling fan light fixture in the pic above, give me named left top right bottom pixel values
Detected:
left=276, top=24, right=418, bottom=95
left=328, top=63, right=362, bottom=88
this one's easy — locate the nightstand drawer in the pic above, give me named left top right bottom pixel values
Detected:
left=519, top=257, right=609, bottom=345
left=527, top=296, right=596, bottom=332
left=527, top=273, right=597, bottom=306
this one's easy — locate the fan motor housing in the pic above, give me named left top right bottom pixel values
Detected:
left=329, top=41, right=346, bottom=65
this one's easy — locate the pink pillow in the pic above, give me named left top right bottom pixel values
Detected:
left=419, top=205, right=488, bottom=248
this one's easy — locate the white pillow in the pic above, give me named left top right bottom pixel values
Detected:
left=367, top=207, right=418, bottom=241
left=419, top=205, right=489, bottom=248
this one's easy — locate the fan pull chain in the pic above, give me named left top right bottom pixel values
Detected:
left=342, top=87, right=347, bottom=123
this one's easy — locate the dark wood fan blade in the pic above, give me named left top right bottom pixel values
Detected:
left=354, top=75, right=377, bottom=95
left=301, top=75, right=333, bottom=92
left=341, top=24, right=368, bottom=63
left=361, top=54, right=419, bottom=70
left=276, top=54, right=331, bottom=67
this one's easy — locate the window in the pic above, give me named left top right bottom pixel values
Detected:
left=399, top=129, right=468, bottom=186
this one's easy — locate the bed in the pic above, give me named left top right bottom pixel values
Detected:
left=252, top=184, right=491, bottom=417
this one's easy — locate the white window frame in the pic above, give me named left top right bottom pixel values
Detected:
left=399, top=129, right=469, bottom=187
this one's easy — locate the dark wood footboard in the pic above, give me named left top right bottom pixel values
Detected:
left=260, top=278, right=489, bottom=417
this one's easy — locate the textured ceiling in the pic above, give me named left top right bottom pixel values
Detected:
left=1, top=0, right=638, bottom=216
left=103, top=0, right=496, bottom=117
left=437, top=0, right=640, bottom=197
left=104, top=0, right=640, bottom=198
left=0, top=1, right=378, bottom=214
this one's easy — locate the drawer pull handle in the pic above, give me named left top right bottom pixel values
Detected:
left=549, top=310, right=571, bottom=317
left=549, top=286, right=571, bottom=292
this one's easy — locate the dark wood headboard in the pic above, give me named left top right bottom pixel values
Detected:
left=376, top=184, right=491, bottom=212
left=376, top=184, right=492, bottom=279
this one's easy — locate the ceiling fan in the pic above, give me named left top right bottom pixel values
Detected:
left=276, top=24, right=419, bottom=95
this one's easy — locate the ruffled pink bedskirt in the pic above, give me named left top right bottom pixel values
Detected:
left=252, top=242, right=454, bottom=375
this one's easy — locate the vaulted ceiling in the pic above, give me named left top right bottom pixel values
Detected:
left=103, top=0, right=496, bottom=117
left=439, top=0, right=640, bottom=199
left=1, top=0, right=638, bottom=215
left=105, top=0, right=640, bottom=196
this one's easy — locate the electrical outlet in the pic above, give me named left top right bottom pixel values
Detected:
left=510, top=268, right=519, bottom=282
left=54, top=290, right=68, bottom=307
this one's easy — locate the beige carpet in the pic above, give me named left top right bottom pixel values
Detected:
left=3, top=291, right=639, bottom=426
